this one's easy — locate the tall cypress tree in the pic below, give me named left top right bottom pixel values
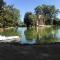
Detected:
left=0, top=0, right=4, bottom=10
left=0, top=0, right=5, bottom=14
left=0, top=0, right=5, bottom=28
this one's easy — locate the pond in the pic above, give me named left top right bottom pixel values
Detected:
left=18, top=26, right=60, bottom=44
left=0, top=26, right=60, bottom=44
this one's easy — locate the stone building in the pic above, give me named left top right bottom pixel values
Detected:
left=36, top=15, right=45, bottom=26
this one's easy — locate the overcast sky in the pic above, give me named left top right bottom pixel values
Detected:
left=4, top=0, right=60, bottom=21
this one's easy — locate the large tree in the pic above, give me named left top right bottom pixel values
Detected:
left=0, top=0, right=5, bottom=27
left=3, top=5, right=20, bottom=27
left=35, top=5, right=59, bottom=25
left=0, top=0, right=20, bottom=27
left=24, top=12, right=37, bottom=27
left=0, top=0, right=5, bottom=10
left=24, top=12, right=32, bottom=27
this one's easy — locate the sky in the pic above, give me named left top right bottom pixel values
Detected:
left=4, top=0, right=60, bottom=21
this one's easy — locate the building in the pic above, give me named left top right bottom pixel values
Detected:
left=36, top=15, right=45, bottom=26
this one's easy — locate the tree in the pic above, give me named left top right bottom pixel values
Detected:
left=28, top=14, right=37, bottom=26
left=0, top=0, right=5, bottom=27
left=0, top=0, right=5, bottom=10
left=3, top=5, right=20, bottom=27
left=24, top=12, right=32, bottom=27
left=0, top=0, right=20, bottom=27
left=35, top=5, right=59, bottom=25
left=24, top=12, right=37, bottom=27
left=0, top=4, right=20, bottom=27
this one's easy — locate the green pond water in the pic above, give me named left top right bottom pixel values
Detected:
left=0, top=26, right=60, bottom=44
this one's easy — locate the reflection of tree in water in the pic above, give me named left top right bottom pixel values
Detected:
left=24, top=26, right=58, bottom=44
left=24, top=27, right=37, bottom=42
left=36, top=27, right=57, bottom=44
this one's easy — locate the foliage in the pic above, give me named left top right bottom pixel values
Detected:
left=24, top=12, right=32, bottom=27
left=0, top=0, right=5, bottom=10
left=28, top=14, right=37, bottom=26
left=24, top=5, right=60, bottom=27
left=24, top=12, right=37, bottom=27
left=35, top=4, right=60, bottom=25
left=0, top=0, right=20, bottom=27
left=0, top=28, right=20, bottom=36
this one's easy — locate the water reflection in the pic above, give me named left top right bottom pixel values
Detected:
left=36, top=27, right=57, bottom=44
left=24, top=27, right=36, bottom=44
left=18, top=27, right=36, bottom=44
left=0, top=26, right=60, bottom=44
left=19, top=26, right=60, bottom=44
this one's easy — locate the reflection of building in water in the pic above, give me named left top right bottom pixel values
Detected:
left=36, top=27, right=56, bottom=44
left=36, top=27, right=55, bottom=40
left=36, top=27, right=45, bottom=40
left=36, top=15, right=45, bottom=26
